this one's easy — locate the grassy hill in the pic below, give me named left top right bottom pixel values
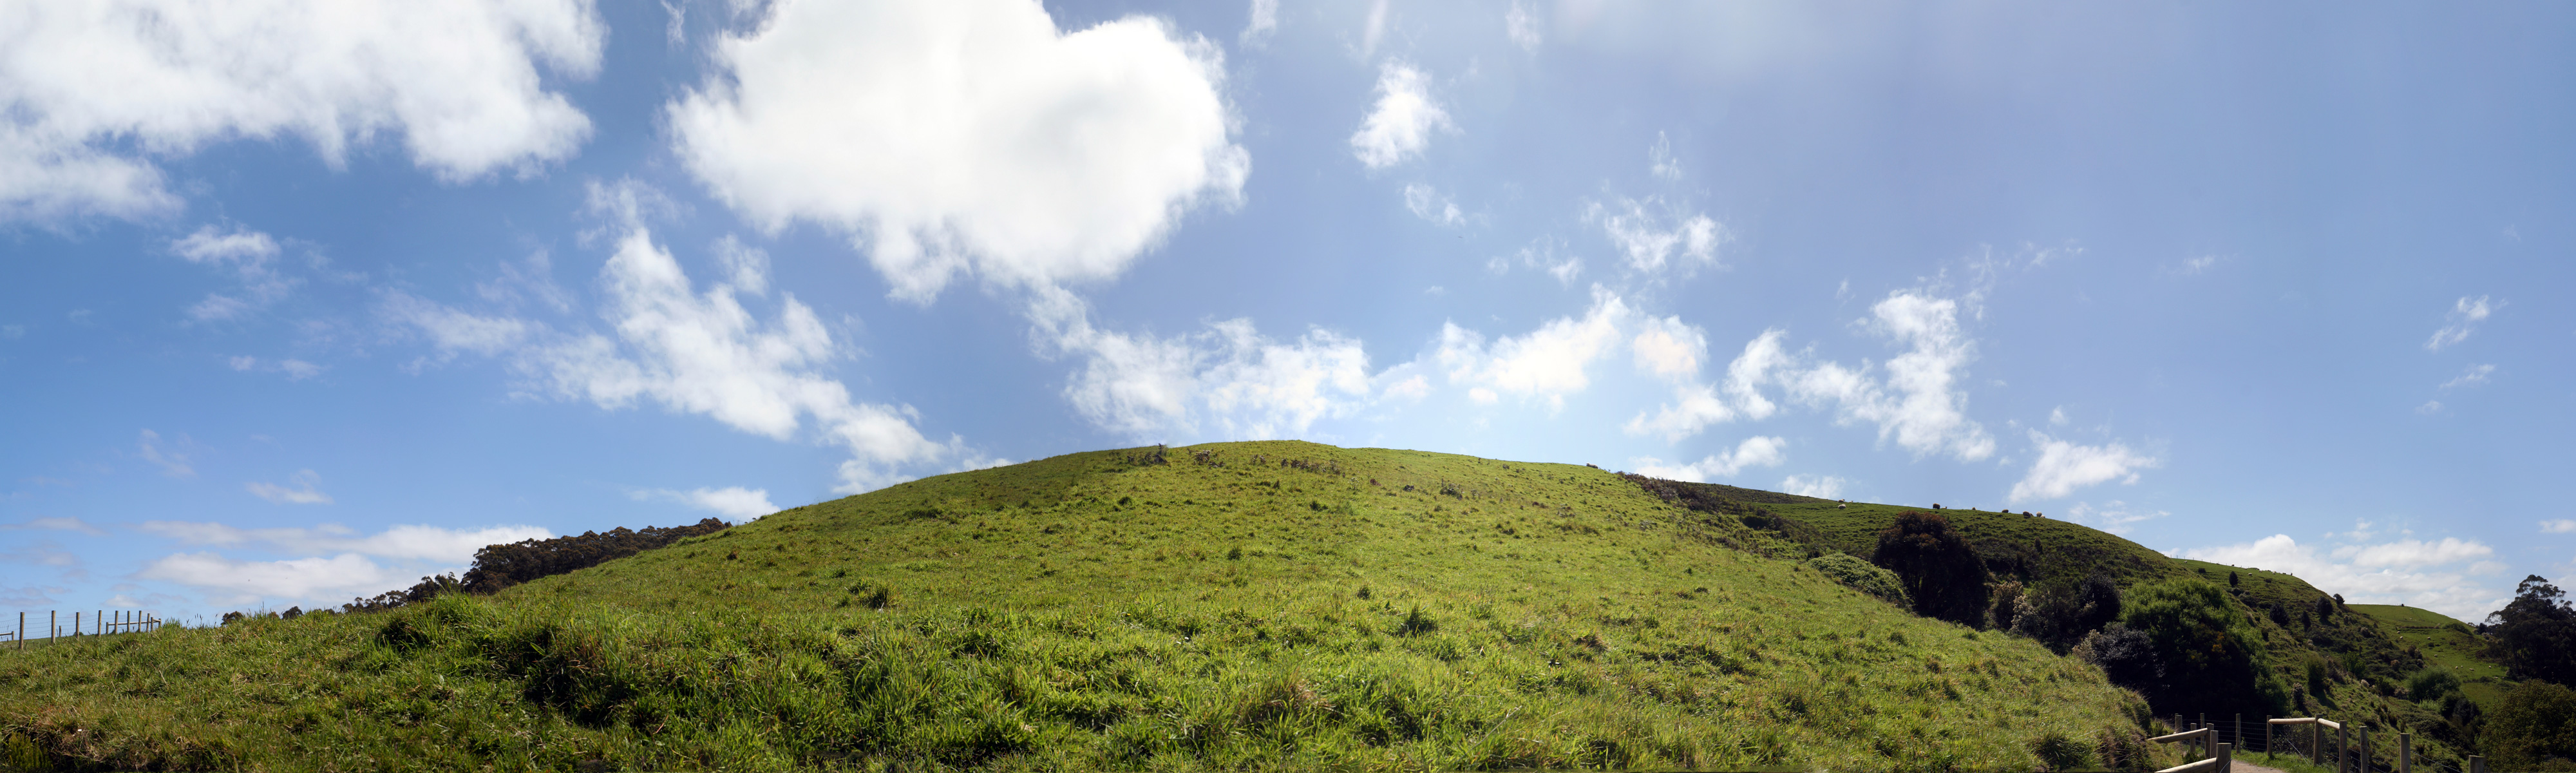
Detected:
left=1, top=441, right=2175, bottom=772
left=2351, top=604, right=2510, bottom=707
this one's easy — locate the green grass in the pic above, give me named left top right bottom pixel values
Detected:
left=0, top=441, right=2172, bottom=772
left=2351, top=604, right=2511, bottom=709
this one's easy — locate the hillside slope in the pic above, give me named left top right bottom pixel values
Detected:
left=0, top=441, right=2164, bottom=772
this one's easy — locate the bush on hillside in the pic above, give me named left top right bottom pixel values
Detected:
left=2409, top=668, right=2464, bottom=702
left=2488, top=680, right=2576, bottom=770
left=2115, top=580, right=2290, bottom=716
left=2013, top=573, right=2124, bottom=654
left=2488, top=575, right=2576, bottom=686
left=1871, top=511, right=1991, bottom=626
left=1806, top=552, right=1910, bottom=607
left=2074, top=623, right=2163, bottom=694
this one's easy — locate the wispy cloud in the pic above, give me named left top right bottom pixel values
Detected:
left=138, top=430, right=193, bottom=478
left=2426, top=296, right=2499, bottom=351
left=635, top=486, right=779, bottom=522
left=245, top=470, right=333, bottom=505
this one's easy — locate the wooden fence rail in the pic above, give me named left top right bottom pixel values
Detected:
left=6, top=609, right=164, bottom=651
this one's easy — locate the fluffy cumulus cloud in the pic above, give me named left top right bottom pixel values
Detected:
left=639, top=486, right=779, bottom=522
left=1626, top=329, right=1788, bottom=442
left=668, top=0, right=1247, bottom=303
left=1782, top=292, right=1996, bottom=461
left=246, top=469, right=334, bottom=505
left=1437, top=287, right=1631, bottom=410
left=2179, top=534, right=2508, bottom=621
left=1350, top=60, right=1453, bottom=169
left=2425, top=296, right=2499, bottom=351
left=1037, top=290, right=1375, bottom=441
left=1587, top=196, right=1723, bottom=274
left=387, top=189, right=966, bottom=492
left=2543, top=519, right=2576, bottom=534
left=531, top=222, right=958, bottom=492
left=2009, top=432, right=2159, bottom=502
left=0, top=0, right=602, bottom=222
left=1631, top=435, right=1786, bottom=482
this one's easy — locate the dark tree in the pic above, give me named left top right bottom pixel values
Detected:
left=2013, top=573, right=2125, bottom=653
left=1872, top=511, right=1991, bottom=625
left=2083, top=623, right=2164, bottom=694
left=341, top=518, right=730, bottom=613
left=2488, top=680, right=2576, bottom=769
left=2487, top=575, right=2576, bottom=686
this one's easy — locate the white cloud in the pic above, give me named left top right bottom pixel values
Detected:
left=1038, top=289, right=1375, bottom=441
left=383, top=291, right=532, bottom=359
left=1648, top=131, right=1681, bottom=180
left=1403, top=183, right=1464, bottom=226
left=1779, top=475, right=1845, bottom=499
left=228, top=356, right=325, bottom=381
left=2440, top=363, right=2496, bottom=390
left=2049, top=406, right=2069, bottom=426
left=2008, top=431, right=2158, bottom=502
left=5, top=517, right=105, bottom=536
left=137, top=552, right=392, bottom=605
left=137, top=429, right=192, bottom=477
left=0, top=1, right=601, bottom=222
left=139, top=520, right=551, bottom=564
left=1631, top=435, right=1787, bottom=482
left=1437, top=286, right=1629, bottom=410
left=1350, top=60, right=1453, bottom=169
left=2425, top=296, right=2499, bottom=351
left=2179, top=254, right=2219, bottom=275
left=2543, top=519, right=2576, bottom=534
left=2179, top=534, right=2508, bottom=622
left=2417, top=400, right=2445, bottom=415
left=1, top=325, right=22, bottom=339
left=532, top=219, right=956, bottom=493
left=1629, top=315, right=1707, bottom=380
left=170, top=225, right=294, bottom=321
left=668, top=0, right=1246, bottom=303
left=2333, top=538, right=2494, bottom=568
left=1242, top=0, right=1278, bottom=45
left=639, top=486, right=779, bottom=522
left=1504, top=1, right=1542, bottom=52
left=245, top=470, right=334, bottom=505
left=2065, top=501, right=2166, bottom=536
left=1360, top=0, right=1390, bottom=57
left=1625, top=328, right=1790, bottom=443
left=1587, top=196, right=1723, bottom=274
left=388, top=200, right=967, bottom=493
left=1782, top=292, right=1996, bottom=461
left=1499, top=237, right=1584, bottom=285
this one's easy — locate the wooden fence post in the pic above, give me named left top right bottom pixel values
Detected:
left=2235, top=714, right=2243, bottom=754
left=2398, top=732, right=2409, bottom=773
left=2358, top=724, right=2370, bottom=773
left=2338, top=721, right=2349, bottom=773
left=2220, top=741, right=2232, bottom=773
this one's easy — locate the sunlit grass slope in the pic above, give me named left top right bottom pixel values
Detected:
left=1, top=441, right=2162, bottom=772
left=2351, top=604, right=2508, bottom=707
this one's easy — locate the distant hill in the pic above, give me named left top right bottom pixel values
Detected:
left=0, top=441, right=2496, bottom=770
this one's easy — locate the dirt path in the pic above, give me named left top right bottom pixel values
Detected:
left=2229, top=760, right=2291, bottom=773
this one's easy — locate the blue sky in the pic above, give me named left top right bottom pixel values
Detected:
left=3, top=0, right=2570, bottom=625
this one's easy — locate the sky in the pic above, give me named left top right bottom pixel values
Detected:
left=2, top=0, right=2570, bottom=626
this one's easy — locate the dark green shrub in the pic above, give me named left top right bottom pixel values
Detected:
left=2117, top=580, right=2290, bottom=716
left=1871, top=511, right=1991, bottom=626
left=2487, top=575, right=2576, bottom=686
left=2408, top=668, right=2463, bottom=702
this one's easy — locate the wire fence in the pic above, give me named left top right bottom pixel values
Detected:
left=5, top=609, right=164, bottom=651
